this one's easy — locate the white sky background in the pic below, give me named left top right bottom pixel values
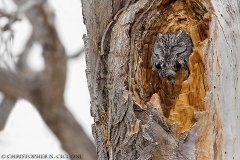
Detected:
left=0, top=0, right=93, bottom=156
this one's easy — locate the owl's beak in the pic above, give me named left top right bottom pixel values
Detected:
left=169, top=77, right=175, bottom=85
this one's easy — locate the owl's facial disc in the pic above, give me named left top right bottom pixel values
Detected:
left=151, top=30, right=193, bottom=84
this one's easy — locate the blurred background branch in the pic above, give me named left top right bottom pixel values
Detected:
left=0, top=0, right=96, bottom=159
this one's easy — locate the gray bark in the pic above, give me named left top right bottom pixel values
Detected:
left=82, top=0, right=240, bottom=159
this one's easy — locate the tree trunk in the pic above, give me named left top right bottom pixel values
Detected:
left=81, top=0, right=240, bottom=159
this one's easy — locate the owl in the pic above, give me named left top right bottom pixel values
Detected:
left=151, top=30, right=193, bottom=84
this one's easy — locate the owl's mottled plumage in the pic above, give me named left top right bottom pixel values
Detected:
left=151, top=31, right=193, bottom=84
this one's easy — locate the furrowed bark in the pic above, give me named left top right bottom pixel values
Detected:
left=82, top=0, right=240, bottom=159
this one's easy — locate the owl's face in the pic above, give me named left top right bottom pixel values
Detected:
left=151, top=31, right=193, bottom=83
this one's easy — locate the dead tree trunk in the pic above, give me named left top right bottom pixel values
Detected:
left=81, top=0, right=240, bottom=159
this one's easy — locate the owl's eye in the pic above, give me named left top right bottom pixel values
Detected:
left=175, top=61, right=181, bottom=69
left=154, top=48, right=162, bottom=55
left=155, top=62, right=161, bottom=69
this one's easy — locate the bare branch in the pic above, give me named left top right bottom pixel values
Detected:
left=17, top=0, right=46, bottom=13
left=33, top=101, right=96, bottom=160
left=0, top=10, right=21, bottom=21
left=0, top=25, right=35, bottom=132
left=24, top=3, right=96, bottom=158
left=68, top=47, right=85, bottom=59
left=0, top=1, right=96, bottom=158
left=0, top=96, right=16, bottom=130
left=0, top=68, right=34, bottom=100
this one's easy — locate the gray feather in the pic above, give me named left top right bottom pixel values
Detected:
left=151, top=31, right=193, bottom=84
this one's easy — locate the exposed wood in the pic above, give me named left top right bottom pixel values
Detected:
left=206, top=1, right=240, bottom=159
left=82, top=0, right=239, bottom=159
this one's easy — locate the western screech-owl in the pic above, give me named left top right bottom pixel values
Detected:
left=151, top=30, right=193, bottom=84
